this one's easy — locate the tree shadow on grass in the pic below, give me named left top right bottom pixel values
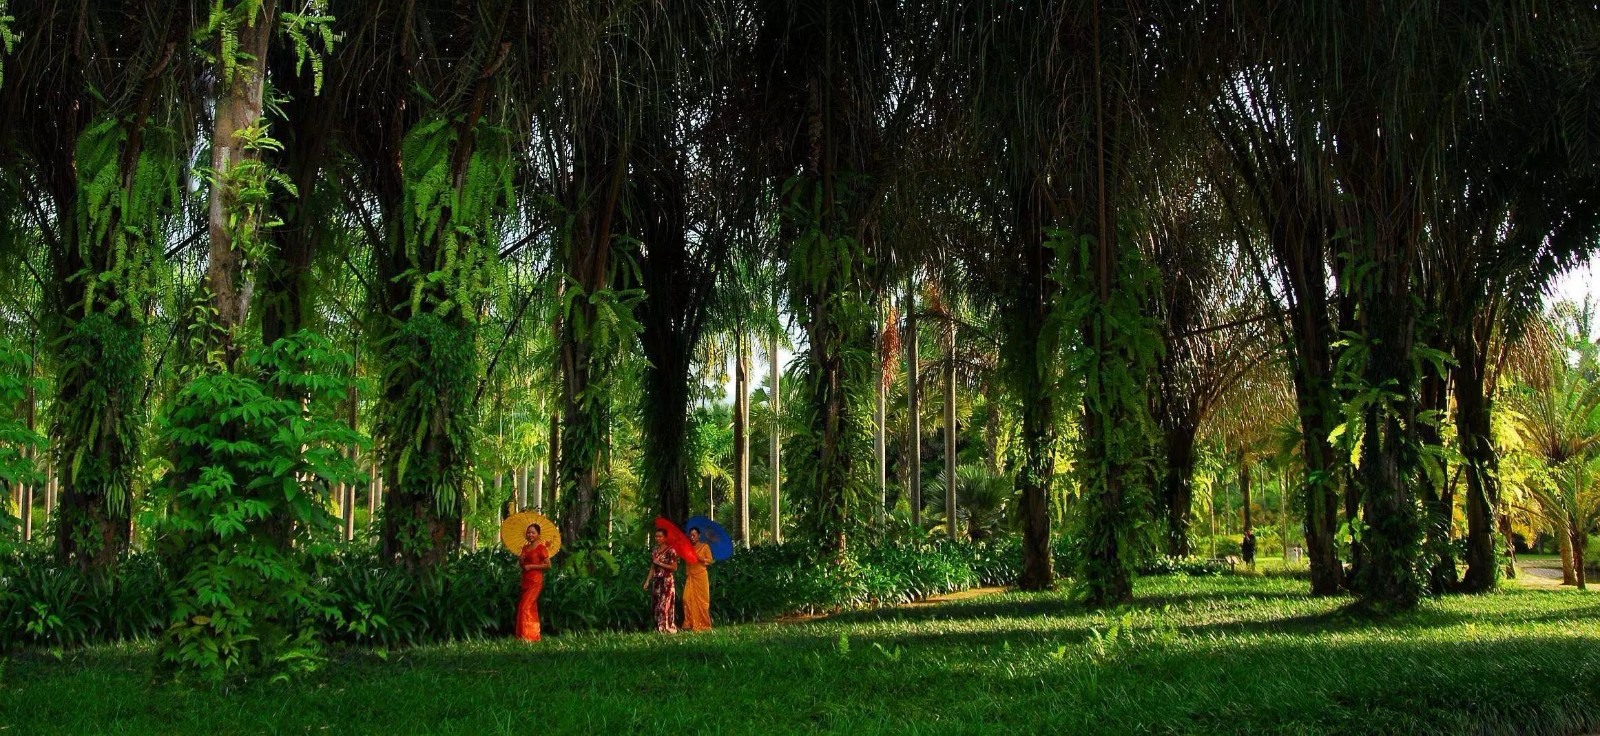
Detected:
left=819, top=595, right=1083, bottom=626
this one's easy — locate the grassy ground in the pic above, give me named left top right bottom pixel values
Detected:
left=4, top=575, right=1598, bottom=735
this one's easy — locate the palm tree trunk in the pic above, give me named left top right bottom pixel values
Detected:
left=875, top=311, right=888, bottom=525
left=1559, top=523, right=1577, bottom=585
left=876, top=304, right=889, bottom=524
left=770, top=327, right=782, bottom=543
left=1418, top=367, right=1457, bottom=593
left=515, top=467, right=527, bottom=511
left=531, top=457, right=544, bottom=512
left=369, top=460, right=381, bottom=521
left=547, top=411, right=561, bottom=510
left=905, top=279, right=921, bottom=527
left=1572, top=526, right=1587, bottom=590
left=944, top=317, right=957, bottom=539
left=1239, top=452, right=1252, bottom=534
left=735, top=329, right=751, bottom=547
left=1281, top=467, right=1291, bottom=559
left=42, top=464, right=55, bottom=532
left=1454, top=328, right=1499, bottom=591
left=1163, top=426, right=1199, bottom=556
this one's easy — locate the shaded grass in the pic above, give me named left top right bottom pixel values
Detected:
left=3, top=575, right=1597, bottom=735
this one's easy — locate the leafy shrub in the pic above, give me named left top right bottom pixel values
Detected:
left=153, top=332, right=362, bottom=682
left=0, top=552, right=168, bottom=651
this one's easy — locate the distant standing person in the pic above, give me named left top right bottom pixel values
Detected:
left=516, top=523, right=551, bottom=642
left=1241, top=531, right=1257, bottom=568
left=682, top=527, right=714, bottom=632
left=645, top=528, right=680, bottom=633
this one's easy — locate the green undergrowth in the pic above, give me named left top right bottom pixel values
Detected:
left=3, top=575, right=1596, bottom=735
left=2, top=537, right=1228, bottom=649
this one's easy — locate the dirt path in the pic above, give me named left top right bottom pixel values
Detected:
left=1514, top=557, right=1586, bottom=590
left=901, top=586, right=1010, bottom=606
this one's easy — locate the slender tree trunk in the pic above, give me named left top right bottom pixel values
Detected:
left=984, top=381, right=1001, bottom=474
left=905, top=279, right=921, bottom=527
left=944, top=315, right=957, bottom=539
left=1572, top=525, right=1587, bottom=590
left=876, top=308, right=888, bottom=526
left=343, top=478, right=356, bottom=542
left=735, top=329, right=751, bottom=547
left=1559, top=525, right=1576, bottom=585
left=1281, top=467, right=1291, bottom=559
left=20, top=461, right=32, bottom=542
left=531, top=457, right=544, bottom=512
left=515, top=467, right=528, bottom=511
left=547, top=411, right=561, bottom=509
left=770, top=328, right=782, bottom=543
left=43, top=464, right=55, bottom=530
left=1239, top=453, right=1252, bottom=534
left=369, top=460, right=381, bottom=521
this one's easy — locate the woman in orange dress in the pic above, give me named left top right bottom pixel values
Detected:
left=681, top=527, right=714, bottom=631
left=516, top=523, right=551, bottom=641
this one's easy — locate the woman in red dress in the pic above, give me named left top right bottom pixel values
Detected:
left=516, top=523, right=551, bottom=641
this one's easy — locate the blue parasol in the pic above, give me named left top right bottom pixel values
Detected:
left=683, top=516, right=735, bottom=561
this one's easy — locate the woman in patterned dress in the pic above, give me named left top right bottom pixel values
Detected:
left=644, top=528, right=680, bottom=633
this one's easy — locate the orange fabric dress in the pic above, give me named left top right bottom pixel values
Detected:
left=682, top=542, right=713, bottom=631
left=516, top=542, right=549, bottom=642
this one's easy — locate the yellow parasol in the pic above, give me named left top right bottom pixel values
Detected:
left=500, top=511, right=561, bottom=557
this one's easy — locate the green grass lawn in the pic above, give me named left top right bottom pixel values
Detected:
left=4, top=575, right=1598, bottom=735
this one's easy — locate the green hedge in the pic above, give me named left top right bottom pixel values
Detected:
left=2, top=537, right=1227, bottom=650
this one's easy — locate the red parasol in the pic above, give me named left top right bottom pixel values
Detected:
left=653, top=517, right=701, bottom=565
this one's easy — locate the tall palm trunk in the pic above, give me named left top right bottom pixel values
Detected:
left=1238, top=452, right=1252, bottom=534
left=770, top=327, right=783, bottom=543
left=1162, top=425, right=1199, bottom=556
left=1570, top=525, right=1587, bottom=591
left=905, top=280, right=921, bottom=526
left=735, top=329, right=751, bottom=546
left=557, top=120, right=628, bottom=543
left=944, top=316, right=957, bottom=539
left=1418, top=366, right=1457, bottom=593
left=1559, top=526, right=1576, bottom=585
left=876, top=305, right=888, bottom=525
left=376, top=8, right=518, bottom=568
left=1454, top=325, right=1500, bottom=591
left=1353, top=253, right=1424, bottom=609
left=1006, top=181, right=1056, bottom=591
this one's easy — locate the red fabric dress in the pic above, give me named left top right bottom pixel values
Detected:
left=516, top=542, right=549, bottom=642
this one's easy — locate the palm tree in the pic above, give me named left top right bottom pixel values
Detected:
left=1514, top=333, right=1600, bottom=590
left=926, top=464, right=1012, bottom=542
left=0, top=0, right=199, bottom=570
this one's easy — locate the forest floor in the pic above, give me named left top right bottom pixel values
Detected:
left=4, top=575, right=1598, bottom=735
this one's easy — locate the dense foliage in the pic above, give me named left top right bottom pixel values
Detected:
left=0, top=0, right=1597, bottom=685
